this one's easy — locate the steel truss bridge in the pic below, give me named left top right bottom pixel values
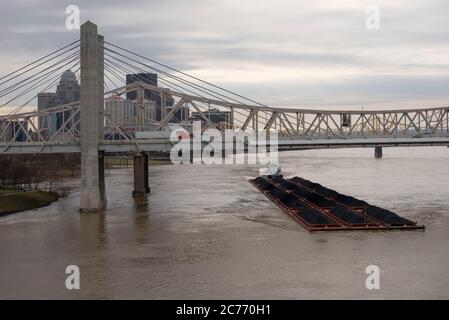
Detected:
left=0, top=21, right=448, bottom=210
left=1, top=87, right=448, bottom=154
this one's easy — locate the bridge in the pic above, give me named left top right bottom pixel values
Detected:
left=1, top=21, right=448, bottom=211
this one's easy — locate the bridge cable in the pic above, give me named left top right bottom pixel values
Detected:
left=103, top=53, right=260, bottom=127
left=0, top=41, right=79, bottom=87
left=103, top=46, right=267, bottom=112
left=104, top=57, right=241, bottom=126
left=0, top=50, right=80, bottom=98
left=9, top=61, right=80, bottom=115
left=104, top=41, right=275, bottom=110
left=1, top=53, right=80, bottom=108
left=103, top=46, right=274, bottom=127
left=104, top=60, right=183, bottom=125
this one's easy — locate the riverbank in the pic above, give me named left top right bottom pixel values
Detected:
left=0, top=190, right=59, bottom=217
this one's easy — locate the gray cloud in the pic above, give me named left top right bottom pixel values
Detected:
left=1, top=0, right=449, bottom=111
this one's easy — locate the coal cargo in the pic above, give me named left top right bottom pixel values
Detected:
left=296, top=207, right=336, bottom=225
left=329, top=205, right=368, bottom=224
left=249, top=176, right=424, bottom=231
left=304, top=193, right=336, bottom=208
left=364, top=206, right=414, bottom=226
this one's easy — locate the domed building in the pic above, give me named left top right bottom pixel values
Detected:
left=55, top=70, right=80, bottom=103
left=60, top=69, right=77, bottom=82
left=37, top=69, right=80, bottom=134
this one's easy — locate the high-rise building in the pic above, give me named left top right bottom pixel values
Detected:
left=126, top=73, right=158, bottom=101
left=104, top=96, right=157, bottom=129
left=37, top=70, right=80, bottom=135
left=104, top=96, right=135, bottom=126
left=37, top=93, right=56, bottom=130
left=125, top=73, right=177, bottom=122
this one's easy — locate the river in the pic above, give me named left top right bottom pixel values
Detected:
left=1, top=147, right=448, bottom=299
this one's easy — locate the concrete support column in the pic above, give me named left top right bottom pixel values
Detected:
left=133, top=152, right=150, bottom=197
left=375, top=146, right=383, bottom=159
left=97, top=34, right=104, bottom=141
left=80, top=21, right=105, bottom=211
left=99, top=150, right=106, bottom=205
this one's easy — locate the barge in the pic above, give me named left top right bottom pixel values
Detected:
left=249, top=175, right=425, bottom=232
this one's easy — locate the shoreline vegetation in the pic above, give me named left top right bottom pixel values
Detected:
left=0, top=189, right=59, bottom=217
left=0, top=154, right=78, bottom=216
left=0, top=154, right=171, bottom=216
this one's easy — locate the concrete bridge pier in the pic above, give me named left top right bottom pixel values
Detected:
left=133, top=152, right=150, bottom=197
left=99, top=151, right=106, bottom=205
left=79, top=21, right=106, bottom=211
left=374, top=146, right=383, bottom=159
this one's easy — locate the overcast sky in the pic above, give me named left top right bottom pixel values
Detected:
left=1, top=0, right=449, bottom=111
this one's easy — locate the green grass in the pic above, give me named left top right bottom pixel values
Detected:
left=0, top=190, right=59, bottom=216
left=0, top=188, right=18, bottom=196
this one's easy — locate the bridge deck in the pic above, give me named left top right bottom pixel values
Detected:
left=1, top=136, right=448, bottom=154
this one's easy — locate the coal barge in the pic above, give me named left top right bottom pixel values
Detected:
left=249, top=175, right=425, bottom=232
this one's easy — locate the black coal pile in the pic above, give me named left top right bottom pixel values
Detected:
left=268, top=187, right=289, bottom=199
left=292, top=187, right=314, bottom=198
left=334, top=194, right=369, bottom=207
left=254, top=178, right=276, bottom=191
left=279, top=180, right=299, bottom=190
left=312, top=185, right=340, bottom=198
left=305, top=193, right=336, bottom=208
left=296, top=207, right=335, bottom=225
left=278, top=194, right=306, bottom=208
left=329, top=205, right=367, bottom=224
left=364, top=206, right=412, bottom=225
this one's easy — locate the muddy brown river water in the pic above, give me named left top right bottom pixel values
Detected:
left=1, top=147, right=448, bottom=299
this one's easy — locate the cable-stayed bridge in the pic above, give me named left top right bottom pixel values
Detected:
left=1, top=21, right=448, bottom=210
